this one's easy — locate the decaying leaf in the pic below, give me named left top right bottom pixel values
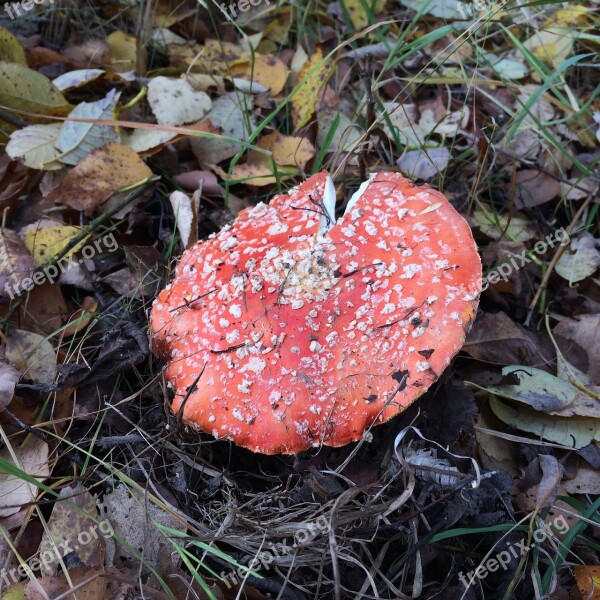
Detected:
left=98, top=484, right=185, bottom=570
left=38, top=484, right=107, bottom=575
left=0, top=228, right=36, bottom=300
left=46, top=142, right=153, bottom=214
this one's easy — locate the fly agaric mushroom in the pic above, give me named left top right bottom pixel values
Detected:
left=150, top=172, right=482, bottom=454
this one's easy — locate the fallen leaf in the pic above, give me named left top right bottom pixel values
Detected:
left=489, top=395, right=598, bottom=449
left=555, top=233, right=600, bottom=284
left=258, top=131, right=315, bottom=170
left=0, top=62, right=69, bottom=117
left=234, top=54, right=289, bottom=95
left=6, top=329, right=57, bottom=384
left=98, top=484, right=185, bottom=570
left=574, top=565, right=600, bottom=600
left=6, top=123, right=64, bottom=170
left=55, top=88, right=121, bottom=166
left=38, top=484, right=107, bottom=576
left=472, top=205, right=535, bottom=242
left=63, top=297, right=99, bottom=338
left=21, top=221, right=88, bottom=267
left=0, top=228, right=36, bottom=301
left=47, top=142, right=153, bottom=214
left=147, top=76, right=212, bottom=126
left=554, top=315, right=600, bottom=384
left=191, top=92, right=256, bottom=165
left=292, top=46, right=334, bottom=132
left=52, top=68, right=105, bottom=91
left=515, top=169, right=561, bottom=207
left=397, top=147, right=450, bottom=180
left=0, top=361, right=20, bottom=411
left=317, top=110, right=364, bottom=156
left=120, top=127, right=178, bottom=153
left=0, top=27, right=27, bottom=65
left=0, top=435, right=49, bottom=518
left=106, top=30, right=138, bottom=72
left=563, top=465, right=600, bottom=495
left=169, top=191, right=195, bottom=248
left=340, top=0, right=387, bottom=28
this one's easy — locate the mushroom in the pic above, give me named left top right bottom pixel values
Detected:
left=150, top=171, right=482, bottom=454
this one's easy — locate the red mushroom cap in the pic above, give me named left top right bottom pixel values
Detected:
left=150, top=171, right=482, bottom=454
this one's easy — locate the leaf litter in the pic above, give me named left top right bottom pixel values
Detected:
left=0, top=1, right=598, bottom=598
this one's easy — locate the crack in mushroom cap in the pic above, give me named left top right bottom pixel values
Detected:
left=150, top=171, right=482, bottom=454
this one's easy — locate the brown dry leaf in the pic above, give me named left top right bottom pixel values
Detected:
left=99, top=484, right=185, bottom=570
left=38, top=484, right=107, bottom=576
left=464, top=311, right=553, bottom=367
left=515, top=169, right=561, bottom=208
left=554, top=315, right=600, bottom=384
left=62, top=297, right=99, bottom=338
left=0, top=157, right=30, bottom=213
left=233, top=54, right=289, bottom=95
left=574, top=566, right=600, bottom=599
left=47, top=143, right=152, bottom=214
left=563, top=464, right=600, bottom=494
left=292, top=46, right=334, bottom=132
left=0, top=435, right=49, bottom=518
left=0, top=228, right=36, bottom=302
left=20, top=282, right=69, bottom=334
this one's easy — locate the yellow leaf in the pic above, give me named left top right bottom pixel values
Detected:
left=0, top=62, right=70, bottom=118
left=574, top=566, right=600, bottom=600
left=522, top=27, right=576, bottom=64
left=262, top=7, right=293, bottom=45
left=47, top=142, right=152, bottom=214
left=22, top=223, right=88, bottom=267
left=291, top=46, right=334, bottom=132
left=257, top=132, right=315, bottom=170
left=107, top=31, right=138, bottom=72
left=548, top=5, right=589, bottom=26
left=0, top=27, right=26, bottom=65
left=233, top=54, right=289, bottom=95
left=341, top=0, right=386, bottom=30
